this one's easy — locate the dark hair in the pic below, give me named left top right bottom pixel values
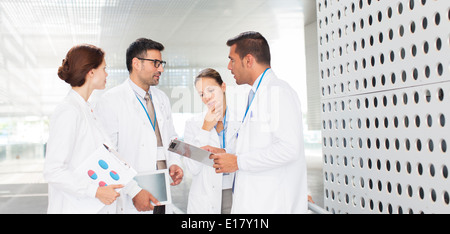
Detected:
left=195, top=68, right=223, bottom=86
left=58, top=44, right=105, bottom=87
left=126, top=38, right=165, bottom=73
left=226, top=31, right=271, bottom=66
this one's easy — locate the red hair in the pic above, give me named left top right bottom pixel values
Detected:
left=58, top=44, right=105, bottom=87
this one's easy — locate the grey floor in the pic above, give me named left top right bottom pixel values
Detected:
left=0, top=156, right=324, bottom=214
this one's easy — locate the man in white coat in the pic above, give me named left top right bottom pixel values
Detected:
left=95, top=38, right=183, bottom=214
left=206, top=31, right=308, bottom=213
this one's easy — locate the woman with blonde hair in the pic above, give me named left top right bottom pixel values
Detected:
left=183, top=68, right=241, bottom=214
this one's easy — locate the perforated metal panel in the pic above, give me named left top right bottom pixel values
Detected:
left=318, top=0, right=450, bottom=213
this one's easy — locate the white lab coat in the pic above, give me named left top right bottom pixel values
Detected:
left=183, top=108, right=241, bottom=214
left=232, top=69, right=308, bottom=214
left=44, top=89, right=115, bottom=214
left=94, top=79, right=181, bottom=214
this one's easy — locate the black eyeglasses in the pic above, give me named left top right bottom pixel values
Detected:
left=136, top=57, right=167, bottom=68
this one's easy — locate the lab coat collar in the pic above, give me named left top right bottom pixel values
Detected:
left=128, top=78, right=147, bottom=100
left=68, top=89, right=93, bottom=115
left=250, top=68, right=272, bottom=92
left=241, top=69, right=274, bottom=126
left=123, top=78, right=166, bottom=132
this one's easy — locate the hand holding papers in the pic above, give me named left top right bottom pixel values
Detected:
left=76, top=144, right=137, bottom=188
left=74, top=144, right=137, bottom=211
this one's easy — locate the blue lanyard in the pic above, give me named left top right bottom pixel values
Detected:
left=218, top=107, right=228, bottom=149
left=242, top=68, right=270, bottom=123
left=135, top=94, right=156, bottom=131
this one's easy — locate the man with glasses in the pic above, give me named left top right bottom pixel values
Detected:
left=95, top=38, right=183, bottom=214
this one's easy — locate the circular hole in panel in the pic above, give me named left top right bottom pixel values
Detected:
left=428, top=139, right=434, bottom=152
left=407, top=185, right=413, bottom=197
left=404, top=116, right=410, bottom=128
left=403, top=92, right=408, bottom=104
left=435, top=12, right=441, bottom=25
left=413, top=68, right=418, bottom=80
left=442, top=139, right=447, bottom=153
left=443, top=165, right=448, bottom=179
left=407, top=162, right=412, bottom=174
left=409, top=0, right=415, bottom=10
left=395, top=138, right=400, bottom=150
left=425, top=89, right=431, bottom=102
left=440, top=114, right=446, bottom=127
left=397, top=183, right=403, bottom=195
left=427, top=115, right=432, bottom=127
left=400, top=48, right=406, bottom=59
left=424, top=41, right=430, bottom=54
left=431, top=189, right=437, bottom=202
left=387, top=7, right=393, bottom=18
left=418, top=163, right=423, bottom=175
left=422, top=17, right=428, bottom=29
left=438, top=88, right=444, bottom=101
left=419, top=187, right=425, bottom=200
left=378, top=201, right=383, bottom=213
left=402, top=70, right=407, bottom=82
left=410, top=21, right=416, bottom=33
left=437, top=63, right=443, bottom=76
left=398, top=2, right=404, bottom=14
left=405, top=138, right=411, bottom=150
left=412, top=45, right=417, bottom=57
left=394, top=117, right=399, bottom=128
left=425, top=66, right=430, bottom=78
left=430, top=164, right=435, bottom=177
left=396, top=161, right=402, bottom=173
left=436, top=38, right=442, bottom=51
left=399, top=25, right=405, bottom=37
left=414, top=92, right=419, bottom=103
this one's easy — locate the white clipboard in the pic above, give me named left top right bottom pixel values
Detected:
left=74, top=144, right=138, bottom=212
left=167, top=139, right=214, bottom=167
left=134, top=170, right=172, bottom=205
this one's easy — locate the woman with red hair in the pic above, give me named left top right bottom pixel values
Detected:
left=44, top=44, right=123, bottom=214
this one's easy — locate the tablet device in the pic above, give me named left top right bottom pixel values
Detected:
left=168, top=139, right=214, bottom=167
left=134, top=170, right=172, bottom=205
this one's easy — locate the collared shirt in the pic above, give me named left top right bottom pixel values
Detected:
left=128, top=79, right=165, bottom=161
left=242, top=69, right=270, bottom=124
left=129, top=79, right=148, bottom=103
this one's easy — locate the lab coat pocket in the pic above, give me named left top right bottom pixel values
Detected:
left=238, top=172, right=281, bottom=213
left=248, top=117, right=271, bottom=148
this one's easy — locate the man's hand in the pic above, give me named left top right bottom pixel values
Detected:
left=169, top=164, right=183, bottom=186
left=132, top=189, right=160, bottom=212
left=209, top=153, right=238, bottom=173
